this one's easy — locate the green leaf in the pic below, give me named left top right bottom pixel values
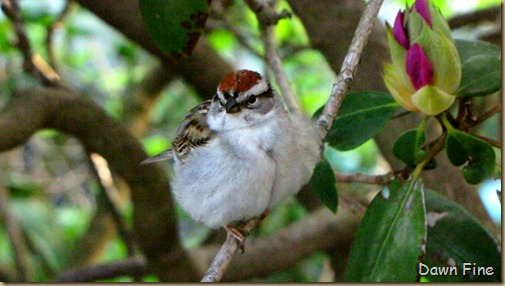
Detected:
left=393, top=128, right=426, bottom=168
left=446, top=130, right=495, bottom=184
left=423, top=189, right=501, bottom=282
left=139, top=0, right=210, bottom=55
left=455, top=39, right=500, bottom=63
left=309, top=158, right=338, bottom=213
left=318, top=92, right=400, bottom=151
left=457, top=54, right=501, bottom=97
left=345, top=180, right=426, bottom=282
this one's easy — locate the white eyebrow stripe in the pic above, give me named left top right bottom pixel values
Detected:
left=216, top=90, right=226, bottom=102
left=238, top=79, right=268, bottom=101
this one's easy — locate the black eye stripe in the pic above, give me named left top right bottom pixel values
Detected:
left=258, top=87, right=274, bottom=98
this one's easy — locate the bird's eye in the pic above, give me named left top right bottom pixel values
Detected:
left=247, top=95, right=258, bottom=105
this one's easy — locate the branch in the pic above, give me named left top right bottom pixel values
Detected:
left=45, top=0, right=74, bottom=72
left=1, top=0, right=61, bottom=86
left=88, top=154, right=139, bottom=261
left=244, top=0, right=301, bottom=114
left=75, top=0, right=233, bottom=98
left=0, top=87, right=199, bottom=281
left=59, top=198, right=363, bottom=282
left=198, top=0, right=384, bottom=281
left=207, top=1, right=263, bottom=58
left=200, top=202, right=363, bottom=281
left=261, top=25, right=301, bottom=113
left=448, top=5, right=501, bottom=29
left=334, top=171, right=395, bottom=185
left=472, top=104, right=501, bottom=127
left=471, top=134, right=501, bottom=149
left=0, top=185, right=32, bottom=281
left=201, top=216, right=264, bottom=282
left=316, top=0, right=385, bottom=139
left=56, top=257, right=147, bottom=282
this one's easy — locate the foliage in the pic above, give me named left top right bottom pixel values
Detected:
left=0, top=0, right=500, bottom=283
left=345, top=180, right=426, bottom=282
left=139, top=0, right=210, bottom=55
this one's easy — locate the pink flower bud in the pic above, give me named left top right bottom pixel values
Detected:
left=414, top=0, right=432, bottom=26
left=393, top=11, right=409, bottom=49
left=406, top=44, right=433, bottom=90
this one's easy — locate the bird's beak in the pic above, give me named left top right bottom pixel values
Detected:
left=140, top=150, right=174, bottom=165
left=225, top=98, right=240, bottom=114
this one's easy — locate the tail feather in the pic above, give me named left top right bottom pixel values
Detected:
left=140, top=150, right=174, bottom=165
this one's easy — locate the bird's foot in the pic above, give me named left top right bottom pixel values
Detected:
left=225, top=210, right=269, bottom=254
left=225, top=225, right=248, bottom=253
left=259, top=209, right=269, bottom=220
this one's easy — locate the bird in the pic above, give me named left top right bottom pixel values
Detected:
left=142, top=69, right=321, bottom=246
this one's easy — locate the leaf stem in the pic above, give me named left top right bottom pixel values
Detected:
left=471, top=134, right=501, bottom=149
left=411, top=134, right=447, bottom=182
left=472, top=104, right=501, bottom=127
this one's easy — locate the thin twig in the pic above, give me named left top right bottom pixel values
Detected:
left=316, top=0, right=385, bottom=140
left=46, top=0, right=74, bottom=72
left=208, top=1, right=263, bottom=58
left=87, top=153, right=139, bottom=263
left=201, top=215, right=264, bottom=282
left=334, top=171, right=395, bottom=185
left=244, top=0, right=301, bottom=114
left=261, top=25, right=301, bottom=113
left=0, top=185, right=32, bottom=281
left=472, top=104, right=501, bottom=127
left=391, top=110, right=412, bottom=120
left=471, top=134, right=501, bottom=149
left=1, top=0, right=61, bottom=86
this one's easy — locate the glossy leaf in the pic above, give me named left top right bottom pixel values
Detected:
left=309, top=158, right=338, bottom=213
left=139, top=0, right=210, bottom=55
left=423, top=189, right=501, bottom=282
left=393, top=128, right=426, bottom=168
left=455, top=39, right=500, bottom=63
left=446, top=130, right=495, bottom=184
left=457, top=54, right=501, bottom=97
left=345, top=180, right=426, bottom=282
left=319, top=92, right=400, bottom=151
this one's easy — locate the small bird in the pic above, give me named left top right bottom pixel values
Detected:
left=142, top=70, right=320, bottom=244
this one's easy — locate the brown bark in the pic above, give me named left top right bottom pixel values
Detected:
left=56, top=198, right=363, bottom=282
left=0, top=87, right=199, bottom=281
left=172, top=201, right=362, bottom=281
left=287, top=0, right=387, bottom=93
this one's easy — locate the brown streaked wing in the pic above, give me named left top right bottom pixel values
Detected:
left=172, top=100, right=214, bottom=161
